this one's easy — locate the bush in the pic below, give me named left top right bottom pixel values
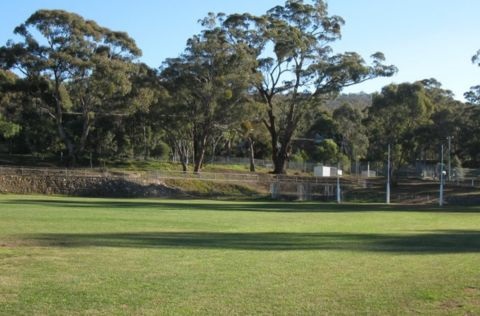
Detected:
left=151, top=141, right=171, bottom=160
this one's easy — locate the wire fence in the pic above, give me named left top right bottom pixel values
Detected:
left=0, top=166, right=346, bottom=184
left=1, top=165, right=479, bottom=202
left=1, top=165, right=479, bottom=184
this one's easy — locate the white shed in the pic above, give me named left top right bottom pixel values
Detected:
left=314, top=165, right=343, bottom=177
left=314, top=165, right=331, bottom=177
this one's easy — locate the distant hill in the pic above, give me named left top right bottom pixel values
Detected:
left=325, top=92, right=373, bottom=110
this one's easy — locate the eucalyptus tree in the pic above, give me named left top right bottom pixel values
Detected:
left=464, top=50, right=480, bottom=105
left=223, top=0, right=396, bottom=173
left=459, top=51, right=480, bottom=165
left=160, top=18, right=259, bottom=172
left=0, top=10, right=143, bottom=164
left=0, top=70, right=61, bottom=155
left=366, top=82, right=436, bottom=178
left=333, top=104, right=368, bottom=170
left=0, top=70, right=21, bottom=140
left=153, top=89, right=193, bottom=172
left=237, top=102, right=270, bottom=172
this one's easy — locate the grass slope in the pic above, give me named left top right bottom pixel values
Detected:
left=0, top=195, right=479, bottom=315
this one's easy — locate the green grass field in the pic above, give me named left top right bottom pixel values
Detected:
left=0, top=195, right=479, bottom=315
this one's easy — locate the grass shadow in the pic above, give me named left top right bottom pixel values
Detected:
left=4, top=198, right=480, bottom=213
left=24, top=230, right=480, bottom=254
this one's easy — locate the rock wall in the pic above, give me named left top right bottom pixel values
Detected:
left=0, top=175, right=180, bottom=198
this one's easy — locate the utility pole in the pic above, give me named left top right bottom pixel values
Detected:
left=439, top=144, right=445, bottom=207
left=386, top=144, right=391, bottom=204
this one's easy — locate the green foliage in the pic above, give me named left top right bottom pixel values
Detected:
left=151, top=140, right=171, bottom=160
left=159, top=21, right=259, bottom=172
left=0, top=115, right=20, bottom=138
left=290, top=149, right=308, bottom=163
left=97, top=131, right=118, bottom=159
left=333, top=104, right=368, bottom=162
left=0, top=7, right=478, bottom=170
left=465, top=85, right=480, bottom=105
left=366, top=81, right=439, bottom=174
left=312, top=139, right=341, bottom=165
left=1, top=9, right=146, bottom=164
left=465, top=50, right=480, bottom=104
left=223, top=0, right=396, bottom=173
left=338, top=153, right=351, bottom=172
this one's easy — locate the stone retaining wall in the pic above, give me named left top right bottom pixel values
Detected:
left=0, top=175, right=180, bottom=198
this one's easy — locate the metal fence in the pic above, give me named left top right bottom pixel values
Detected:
left=1, top=165, right=479, bottom=201
left=2, top=164, right=478, bottom=184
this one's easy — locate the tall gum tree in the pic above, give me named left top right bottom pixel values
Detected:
left=0, top=70, right=22, bottom=140
left=160, top=17, right=260, bottom=172
left=223, top=0, right=397, bottom=174
left=366, top=81, right=436, bottom=181
left=464, top=50, right=480, bottom=105
left=0, top=10, right=142, bottom=165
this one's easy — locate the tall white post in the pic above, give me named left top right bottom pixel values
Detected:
left=447, top=136, right=452, bottom=182
left=386, top=144, right=391, bottom=204
left=440, top=144, right=444, bottom=207
left=336, top=162, right=341, bottom=203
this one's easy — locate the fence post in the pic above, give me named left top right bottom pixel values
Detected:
left=271, top=182, right=279, bottom=199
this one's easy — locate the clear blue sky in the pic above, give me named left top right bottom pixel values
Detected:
left=2, top=0, right=480, bottom=100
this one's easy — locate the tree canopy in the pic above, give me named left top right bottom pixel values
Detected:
left=0, top=9, right=144, bottom=164
left=0, top=3, right=477, bottom=174
left=222, top=0, right=396, bottom=173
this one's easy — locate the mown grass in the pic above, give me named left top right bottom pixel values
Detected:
left=0, top=195, right=479, bottom=315
left=107, top=159, right=270, bottom=174
left=164, top=179, right=264, bottom=198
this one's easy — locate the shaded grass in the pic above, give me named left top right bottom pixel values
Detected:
left=0, top=195, right=479, bottom=315
left=4, top=197, right=480, bottom=213
left=26, top=230, right=480, bottom=253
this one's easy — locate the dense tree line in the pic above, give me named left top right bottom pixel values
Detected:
left=1, top=1, right=479, bottom=174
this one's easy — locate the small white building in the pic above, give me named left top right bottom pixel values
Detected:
left=314, top=165, right=330, bottom=177
left=314, top=165, right=342, bottom=177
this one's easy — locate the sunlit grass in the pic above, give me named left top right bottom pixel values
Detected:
left=0, top=195, right=479, bottom=315
left=107, top=159, right=270, bottom=174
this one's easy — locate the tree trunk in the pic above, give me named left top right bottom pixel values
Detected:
left=180, top=159, right=188, bottom=173
left=172, top=139, right=189, bottom=173
left=78, top=112, right=92, bottom=159
left=248, top=137, right=255, bottom=172
left=226, top=139, right=232, bottom=161
left=53, top=78, right=76, bottom=166
left=179, top=141, right=189, bottom=173
left=264, top=111, right=280, bottom=174
left=193, top=133, right=207, bottom=173
left=262, top=95, right=296, bottom=175
left=210, top=135, right=222, bottom=163
left=56, top=118, right=76, bottom=166
left=193, top=148, right=205, bottom=173
left=273, top=149, right=288, bottom=174
left=268, top=124, right=295, bottom=175
left=143, top=124, right=148, bottom=160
